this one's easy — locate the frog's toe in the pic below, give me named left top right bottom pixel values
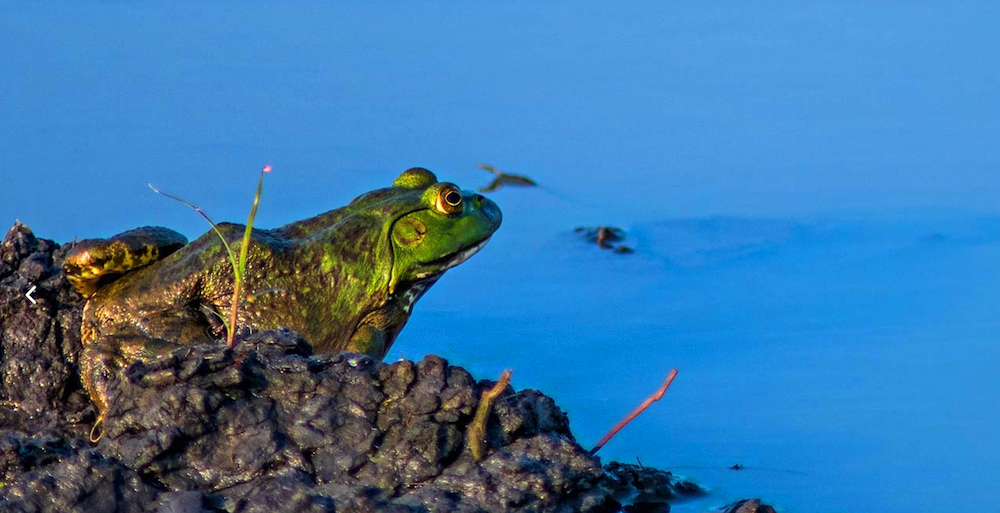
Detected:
left=64, top=226, right=187, bottom=297
left=90, top=416, right=106, bottom=442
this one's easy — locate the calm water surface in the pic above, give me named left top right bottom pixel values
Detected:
left=3, top=2, right=999, bottom=512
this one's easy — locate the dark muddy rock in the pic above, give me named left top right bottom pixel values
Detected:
left=623, top=502, right=670, bottom=513
left=0, top=223, right=729, bottom=513
left=601, top=462, right=704, bottom=512
left=93, top=329, right=614, bottom=512
left=0, top=222, right=89, bottom=436
left=0, top=431, right=158, bottom=513
left=721, top=498, right=778, bottom=513
left=0, top=324, right=616, bottom=512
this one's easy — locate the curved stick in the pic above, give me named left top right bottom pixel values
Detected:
left=590, top=369, right=678, bottom=455
left=467, top=369, right=513, bottom=461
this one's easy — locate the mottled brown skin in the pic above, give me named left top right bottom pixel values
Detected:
left=70, top=168, right=501, bottom=438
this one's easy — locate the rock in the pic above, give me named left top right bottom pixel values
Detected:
left=0, top=223, right=717, bottom=513
left=0, top=222, right=89, bottom=435
left=601, top=462, right=704, bottom=504
left=624, top=502, right=670, bottom=513
left=0, top=431, right=159, bottom=513
left=722, top=498, right=778, bottom=513
left=90, top=329, right=615, bottom=512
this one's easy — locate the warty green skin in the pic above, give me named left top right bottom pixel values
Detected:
left=75, top=168, right=501, bottom=428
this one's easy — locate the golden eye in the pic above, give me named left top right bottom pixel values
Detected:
left=435, top=186, right=463, bottom=215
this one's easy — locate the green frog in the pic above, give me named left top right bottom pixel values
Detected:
left=64, top=168, right=501, bottom=439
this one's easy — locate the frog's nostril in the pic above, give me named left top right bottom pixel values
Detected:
left=482, top=201, right=502, bottom=225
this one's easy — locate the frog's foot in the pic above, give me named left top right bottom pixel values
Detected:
left=80, top=341, right=118, bottom=441
left=81, top=334, right=185, bottom=442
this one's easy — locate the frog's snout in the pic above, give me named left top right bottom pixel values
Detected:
left=472, top=194, right=502, bottom=228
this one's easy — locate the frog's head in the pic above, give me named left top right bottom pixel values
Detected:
left=385, top=168, right=502, bottom=294
left=344, top=168, right=502, bottom=299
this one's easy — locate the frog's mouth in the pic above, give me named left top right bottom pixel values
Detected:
left=412, top=237, right=491, bottom=280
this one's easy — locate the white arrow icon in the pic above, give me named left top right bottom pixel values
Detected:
left=25, top=285, right=37, bottom=304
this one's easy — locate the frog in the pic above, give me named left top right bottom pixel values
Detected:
left=64, top=167, right=502, bottom=440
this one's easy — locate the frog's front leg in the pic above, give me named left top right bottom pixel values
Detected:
left=345, top=304, right=408, bottom=359
left=346, top=324, right=387, bottom=359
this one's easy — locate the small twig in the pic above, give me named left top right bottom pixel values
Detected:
left=467, top=369, right=513, bottom=461
left=476, top=163, right=538, bottom=192
left=590, top=369, right=678, bottom=455
left=477, top=163, right=502, bottom=176
left=498, top=390, right=530, bottom=404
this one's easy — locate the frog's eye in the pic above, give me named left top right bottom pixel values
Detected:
left=435, top=186, right=463, bottom=215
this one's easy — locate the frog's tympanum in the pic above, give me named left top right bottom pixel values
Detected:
left=64, top=168, right=501, bottom=438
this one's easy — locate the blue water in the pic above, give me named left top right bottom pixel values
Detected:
left=3, top=3, right=999, bottom=512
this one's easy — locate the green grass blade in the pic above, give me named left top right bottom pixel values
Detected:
left=237, top=165, right=268, bottom=277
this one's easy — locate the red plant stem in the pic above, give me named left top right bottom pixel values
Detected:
left=227, top=281, right=241, bottom=348
left=590, top=369, right=678, bottom=455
